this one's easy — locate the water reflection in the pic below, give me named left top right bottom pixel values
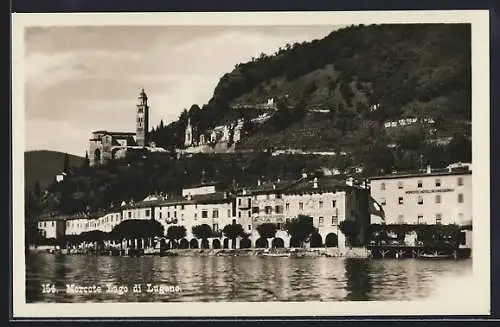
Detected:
left=26, top=253, right=472, bottom=303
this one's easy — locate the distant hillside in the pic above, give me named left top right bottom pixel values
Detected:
left=25, top=150, right=85, bottom=191
left=150, top=23, right=471, bottom=161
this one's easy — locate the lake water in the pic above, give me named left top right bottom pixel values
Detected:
left=26, top=252, right=472, bottom=303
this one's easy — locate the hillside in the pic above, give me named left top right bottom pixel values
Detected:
left=25, top=150, right=85, bottom=191
left=150, top=23, right=471, bottom=161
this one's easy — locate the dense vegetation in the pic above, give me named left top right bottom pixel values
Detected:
left=148, top=23, right=471, bottom=172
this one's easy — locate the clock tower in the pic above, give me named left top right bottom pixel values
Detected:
left=136, top=88, right=149, bottom=147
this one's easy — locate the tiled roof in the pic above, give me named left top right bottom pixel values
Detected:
left=369, top=168, right=472, bottom=180
left=284, top=177, right=352, bottom=194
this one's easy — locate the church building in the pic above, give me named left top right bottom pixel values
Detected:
left=89, top=89, right=153, bottom=166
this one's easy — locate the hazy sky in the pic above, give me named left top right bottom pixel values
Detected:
left=25, top=25, right=340, bottom=156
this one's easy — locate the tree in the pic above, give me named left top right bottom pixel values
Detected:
left=166, top=225, right=187, bottom=247
left=339, top=220, right=361, bottom=248
left=63, top=153, right=70, bottom=173
left=256, top=223, right=277, bottom=239
left=284, top=215, right=316, bottom=248
left=192, top=224, right=212, bottom=240
left=222, top=223, right=245, bottom=248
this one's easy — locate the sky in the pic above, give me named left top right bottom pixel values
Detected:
left=25, top=25, right=341, bottom=156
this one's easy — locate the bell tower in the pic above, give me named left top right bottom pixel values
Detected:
left=136, top=88, right=149, bottom=147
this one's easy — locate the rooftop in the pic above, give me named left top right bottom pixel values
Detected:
left=370, top=167, right=472, bottom=181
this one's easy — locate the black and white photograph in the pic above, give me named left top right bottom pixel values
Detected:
left=12, top=11, right=490, bottom=317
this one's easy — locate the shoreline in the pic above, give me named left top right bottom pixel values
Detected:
left=30, top=246, right=372, bottom=259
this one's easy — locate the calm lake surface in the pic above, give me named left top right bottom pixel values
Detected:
left=26, top=252, right=472, bottom=302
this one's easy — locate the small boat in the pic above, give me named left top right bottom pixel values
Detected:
left=418, top=252, right=453, bottom=260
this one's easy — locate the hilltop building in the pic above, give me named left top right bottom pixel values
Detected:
left=88, top=89, right=166, bottom=166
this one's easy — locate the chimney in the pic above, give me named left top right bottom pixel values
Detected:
left=426, top=165, right=431, bottom=174
left=313, top=177, right=318, bottom=189
left=257, top=180, right=261, bottom=186
left=223, top=192, right=228, bottom=199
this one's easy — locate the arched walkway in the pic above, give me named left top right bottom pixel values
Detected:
left=223, top=238, right=229, bottom=249
left=240, top=238, right=251, bottom=249
left=256, top=238, right=269, bottom=248
left=310, top=233, right=323, bottom=248
left=179, top=238, right=189, bottom=249
left=201, top=239, right=209, bottom=249
left=212, top=239, right=221, bottom=249
left=272, top=238, right=284, bottom=248
left=190, top=239, right=199, bottom=249
left=290, top=237, right=301, bottom=248
left=94, top=148, right=101, bottom=166
left=325, top=233, right=338, bottom=247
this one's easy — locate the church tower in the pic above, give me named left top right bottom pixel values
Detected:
left=136, top=88, right=149, bottom=147
left=184, top=118, right=193, bottom=147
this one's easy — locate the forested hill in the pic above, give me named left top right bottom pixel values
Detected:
left=149, top=23, right=471, bottom=158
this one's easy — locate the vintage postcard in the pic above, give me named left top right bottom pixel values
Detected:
left=12, top=10, right=490, bottom=318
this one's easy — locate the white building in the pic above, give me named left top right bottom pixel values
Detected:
left=369, top=165, right=472, bottom=226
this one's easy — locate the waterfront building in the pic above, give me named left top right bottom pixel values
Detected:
left=369, top=164, right=472, bottom=226
left=37, top=215, right=66, bottom=240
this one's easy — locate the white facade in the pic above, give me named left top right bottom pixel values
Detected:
left=370, top=169, right=472, bottom=225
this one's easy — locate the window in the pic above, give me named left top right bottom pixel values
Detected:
left=332, top=200, right=336, bottom=208
left=174, top=211, right=177, bottom=218
left=248, top=225, right=252, bottom=230
left=213, top=223, right=218, bottom=231
left=299, top=202, right=304, bottom=210
left=332, top=216, right=338, bottom=225
left=227, top=209, right=231, bottom=217
left=145, top=210, right=150, bottom=217
left=318, top=217, right=324, bottom=227
left=458, top=177, right=464, bottom=186
left=265, top=206, right=272, bottom=214
left=276, top=194, right=282, bottom=199
left=417, top=180, right=423, bottom=188
left=319, top=201, right=323, bottom=209
left=398, top=197, right=404, bottom=205
left=238, top=199, right=241, bottom=206
left=128, top=212, right=132, bottom=218
left=238, top=211, right=241, bottom=218
left=458, top=193, right=464, bottom=203
left=275, top=205, right=283, bottom=214
left=194, top=213, right=197, bottom=220
left=248, top=211, right=251, bottom=217
left=213, top=209, right=219, bottom=218
left=381, top=198, right=386, bottom=205
left=247, top=199, right=251, bottom=207
left=435, top=179, right=441, bottom=187
left=181, top=205, right=185, bottom=210
left=435, top=194, right=441, bottom=204
left=417, top=215, right=423, bottom=224
left=266, top=194, right=270, bottom=200
left=202, top=210, right=208, bottom=218
left=232, top=219, right=236, bottom=225
left=159, top=212, right=162, bottom=219
left=252, top=207, right=259, bottom=214
left=397, top=214, right=404, bottom=224
left=398, top=181, right=403, bottom=189
left=417, top=196, right=423, bottom=205
left=381, top=182, right=386, bottom=190
left=285, top=203, right=290, bottom=210
left=167, top=212, right=170, bottom=218
left=436, top=213, right=442, bottom=225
